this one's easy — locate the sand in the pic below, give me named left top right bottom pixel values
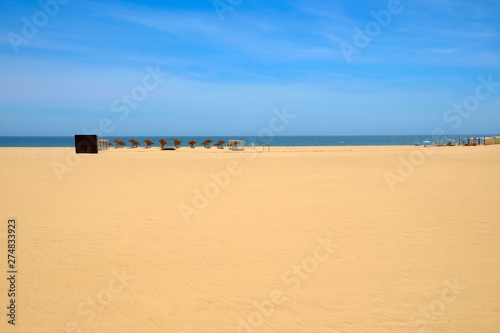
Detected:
left=0, top=145, right=499, bottom=332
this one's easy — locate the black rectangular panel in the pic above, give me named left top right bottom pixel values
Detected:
left=75, top=135, right=98, bottom=154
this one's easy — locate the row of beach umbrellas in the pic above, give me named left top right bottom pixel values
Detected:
left=111, top=139, right=230, bottom=149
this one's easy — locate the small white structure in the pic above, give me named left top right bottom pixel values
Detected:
left=98, top=139, right=110, bottom=151
left=228, top=140, right=244, bottom=151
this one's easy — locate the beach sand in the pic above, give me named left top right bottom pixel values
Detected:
left=0, top=145, right=499, bottom=332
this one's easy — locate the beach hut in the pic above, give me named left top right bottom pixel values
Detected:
left=188, top=140, right=197, bottom=148
left=485, top=137, right=497, bottom=145
left=228, top=140, right=244, bottom=151
left=113, top=139, right=126, bottom=148
left=201, top=139, right=213, bottom=149
left=214, top=140, right=226, bottom=149
left=143, top=139, right=154, bottom=148
left=174, top=139, right=182, bottom=148
left=128, top=139, right=140, bottom=148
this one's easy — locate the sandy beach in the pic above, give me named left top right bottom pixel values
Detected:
left=1, top=145, right=499, bottom=332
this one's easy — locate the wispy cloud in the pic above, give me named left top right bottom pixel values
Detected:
left=0, top=0, right=499, bottom=135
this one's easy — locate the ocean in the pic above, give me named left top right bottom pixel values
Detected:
left=0, top=135, right=497, bottom=147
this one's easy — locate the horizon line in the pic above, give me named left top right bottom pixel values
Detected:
left=1, top=134, right=499, bottom=138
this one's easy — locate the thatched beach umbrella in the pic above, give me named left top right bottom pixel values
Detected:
left=143, top=139, right=154, bottom=148
left=113, top=139, right=126, bottom=148
left=173, top=139, right=182, bottom=148
left=128, top=139, right=140, bottom=148
left=158, top=138, right=167, bottom=149
left=201, top=139, right=213, bottom=148
left=214, top=140, right=226, bottom=149
left=188, top=140, right=197, bottom=148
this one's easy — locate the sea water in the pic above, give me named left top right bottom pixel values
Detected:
left=0, top=135, right=496, bottom=147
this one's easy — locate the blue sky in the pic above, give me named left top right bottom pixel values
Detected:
left=0, top=0, right=499, bottom=136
